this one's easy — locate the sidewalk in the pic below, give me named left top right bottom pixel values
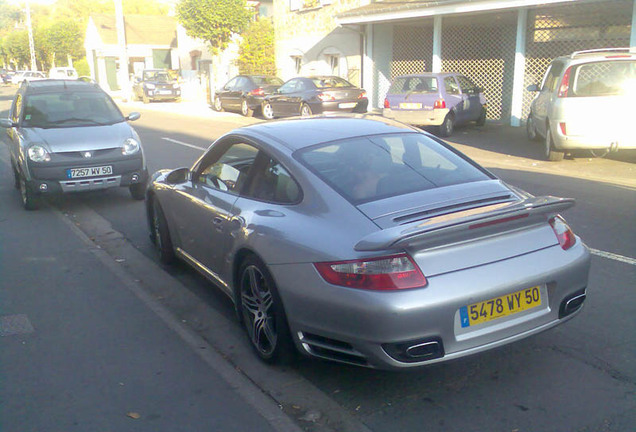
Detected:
left=0, top=146, right=300, bottom=431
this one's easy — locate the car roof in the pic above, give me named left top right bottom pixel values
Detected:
left=237, top=115, right=418, bottom=151
left=393, top=72, right=460, bottom=78
left=23, top=79, right=104, bottom=94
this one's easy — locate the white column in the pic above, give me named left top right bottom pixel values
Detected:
left=432, top=16, right=442, bottom=73
left=510, top=8, right=528, bottom=127
left=363, top=23, right=375, bottom=108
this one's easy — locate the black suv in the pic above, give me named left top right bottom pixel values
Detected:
left=0, top=79, right=147, bottom=210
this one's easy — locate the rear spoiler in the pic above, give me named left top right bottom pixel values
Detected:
left=355, top=196, right=575, bottom=252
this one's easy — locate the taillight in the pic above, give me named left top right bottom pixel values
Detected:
left=384, top=98, right=390, bottom=109
left=434, top=99, right=446, bottom=109
left=549, top=216, right=576, bottom=250
left=317, top=93, right=335, bottom=102
left=249, top=87, right=265, bottom=96
left=314, top=254, right=427, bottom=291
left=557, top=67, right=572, bottom=98
left=358, top=91, right=367, bottom=99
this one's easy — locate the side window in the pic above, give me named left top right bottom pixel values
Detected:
left=541, top=62, right=564, bottom=92
left=279, top=79, right=299, bottom=94
left=246, top=156, right=301, bottom=204
left=196, top=142, right=259, bottom=195
left=225, top=77, right=238, bottom=91
left=456, top=76, right=477, bottom=94
left=444, top=77, right=460, bottom=95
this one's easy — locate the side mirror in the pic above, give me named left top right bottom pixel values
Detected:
left=527, top=84, right=539, bottom=92
left=0, top=118, right=16, bottom=128
left=166, top=167, right=190, bottom=184
left=127, top=112, right=141, bottom=121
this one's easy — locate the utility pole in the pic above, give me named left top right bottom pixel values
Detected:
left=25, top=0, right=37, bottom=71
left=114, top=0, right=130, bottom=101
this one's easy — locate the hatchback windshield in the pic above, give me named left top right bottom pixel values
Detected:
left=143, top=71, right=171, bottom=82
left=389, top=76, right=439, bottom=94
left=23, top=91, right=124, bottom=128
left=297, top=133, right=489, bottom=203
left=570, top=60, right=636, bottom=97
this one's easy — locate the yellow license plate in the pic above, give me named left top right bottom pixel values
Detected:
left=399, top=102, right=422, bottom=109
left=459, top=286, right=542, bottom=328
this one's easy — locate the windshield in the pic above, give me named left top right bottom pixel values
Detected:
left=570, top=60, right=636, bottom=97
left=253, top=76, right=283, bottom=86
left=143, top=71, right=171, bottom=82
left=311, top=77, right=355, bottom=89
left=22, top=91, right=124, bottom=128
left=297, top=133, right=489, bottom=204
left=389, top=76, right=439, bottom=94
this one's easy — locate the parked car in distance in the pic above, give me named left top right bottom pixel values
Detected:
left=1, top=69, right=13, bottom=84
left=49, top=67, right=78, bottom=79
left=11, top=70, right=46, bottom=85
left=383, top=73, right=487, bottom=137
left=261, top=76, right=368, bottom=120
left=145, top=115, right=590, bottom=370
left=0, top=79, right=148, bottom=210
left=132, top=69, right=181, bottom=103
left=526, top=48, right=636, bottom=161
left=213, top=75, right=284, bottom=117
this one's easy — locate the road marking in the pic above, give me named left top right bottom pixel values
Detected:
left=162, top=137, right=207, bottom=151
left=590, top=248, right=636, bottom=266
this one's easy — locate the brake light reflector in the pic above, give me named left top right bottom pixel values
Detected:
left=557, top=66, right=572, bottom=98
left=434, top=99, right=446, bottom=109
left=549, top=216, right=576, bottom=250
left=559, top=122, right=567, bottom=136
left=249, top=87, right=265, bottom=96
left=314, top=254, right=427, bottom=290
left=384, top=98, right=390, bottom=108
left=359, top=91, right=367, bottom=99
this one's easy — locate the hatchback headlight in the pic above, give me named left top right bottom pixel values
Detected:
left=145, top=83, right=156, bottom=90
left=122, top=138, right=140, bottom=155
left=28, top=145, right=51, bottom=162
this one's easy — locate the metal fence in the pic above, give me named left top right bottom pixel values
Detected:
left=388, top=0, right=633, bottom=122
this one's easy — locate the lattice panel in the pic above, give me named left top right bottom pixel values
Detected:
left=521, top=0, right=633, bottom=120
left=441, top=14, right=517, bottom=120
left=391, top=25, right=434, bottom=79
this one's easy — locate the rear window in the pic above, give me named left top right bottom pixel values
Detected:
left=570, top=60, right=636, bottom=97
left=389, top=76, right=438, bottom=94
left=252, top=76, right=283, bottom=86
left=296, top=133, right=489, bottom=204
left=311, top=77, right=354, bottom=88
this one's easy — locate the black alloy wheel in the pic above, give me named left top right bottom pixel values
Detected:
left=300, top=103, right=312, bottom=117
left=240, top=99, right=253, bottom=117
left=262, top=101, right=275, bottom=120
left=238, top=255, right=295, bottom=364
left=129, top=182, right=146, bottom=200
left=213, top=95, right=224, bottom=112
left=438, top=113, right=455, bottom=137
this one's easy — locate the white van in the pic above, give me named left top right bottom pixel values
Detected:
left=49, top=67, right=78, bottom=79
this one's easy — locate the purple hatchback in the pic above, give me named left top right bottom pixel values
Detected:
left=383, top=73, right=487, bottom=137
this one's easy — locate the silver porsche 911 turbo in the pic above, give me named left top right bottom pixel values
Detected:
left=145, top=115, right=590, bottom=370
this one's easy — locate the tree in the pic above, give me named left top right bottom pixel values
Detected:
left=3, top=30, right=30, bottom=69
left=237, top=18, right=276, bottom=76
left=176, top=0, right=253, bottom=55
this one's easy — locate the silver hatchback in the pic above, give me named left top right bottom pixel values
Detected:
left=526, top=48, right=636, bottom=160
left=146, top=116, right=590, bottom=370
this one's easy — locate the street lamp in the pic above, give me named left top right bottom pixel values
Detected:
left=25, top=0, right=37, bottom=71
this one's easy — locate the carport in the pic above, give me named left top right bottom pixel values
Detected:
left=338, top=0, right=635, bottom=126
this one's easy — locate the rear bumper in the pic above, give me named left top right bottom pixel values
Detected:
left=551, top=124, right=636, bottom=150
left=383, top=108, right=449, bottom=126
left=271, top=241, right=591, bottom=370
left=315, top=99, right=368, bottom=114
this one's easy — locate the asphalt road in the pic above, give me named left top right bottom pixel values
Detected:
left=1, top=86, right=634, bottom=432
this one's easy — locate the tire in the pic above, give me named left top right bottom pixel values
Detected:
left=12, top=164, right=20, bottom=189
left=300, top=103, right=312, bottom=117
left=262, top=101, right=274, bottom=120
left=129, top=181, right=146, bottom=200
left=526, top=113, right=539, bottom=142
left=476, top=107, right=487, bottom=126
left=19, top=175, right=39, bottom=211
left=238, top=255, right=295, bottom=364
left=213, top=95, right=224, bottom=112
left=142, top=93, right=149, bottom=104
left=240, top=99, right=253, bottom=117
left=544, top=125, right=565, bottom=161
left=151, top=198, right=175, bottom=265
left=438, top=113, right=454, bottom=137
